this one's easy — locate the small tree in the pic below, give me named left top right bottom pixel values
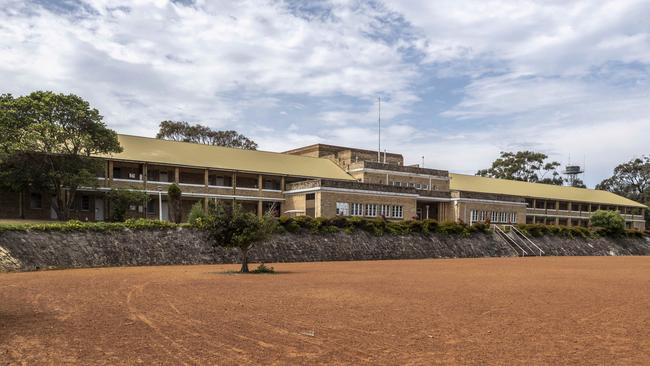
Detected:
left=107, top=189, right=149, bottom=222
left=188, top=201, right=208, bottom=227
left=168, top=183, right=182, bottom=223
left=206, top=203, right=277, bottom=273
left=590, top=210, right=625, bottom=236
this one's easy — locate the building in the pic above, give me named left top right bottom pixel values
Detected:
left=0, top=134, right=646, bottom=230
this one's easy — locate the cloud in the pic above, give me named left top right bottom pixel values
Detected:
left=0, top=0, right=420, bottom=133
left=2, top=0, right=649, bottom=186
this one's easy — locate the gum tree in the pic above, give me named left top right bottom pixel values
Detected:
left=477, top=151, right=564, bottom=185
left=0, top=92, right=122, bottom=220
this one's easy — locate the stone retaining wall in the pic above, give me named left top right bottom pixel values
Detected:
left=1, top=229, right=649, bottom=272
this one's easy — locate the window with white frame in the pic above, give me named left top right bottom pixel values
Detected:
left=365, top=204, right=377, bottom=217
left=379, top=204, right=390, bottom=217
left=391, top=205, right=404, bottom=218
left=336, top=202, right=349, bottom=216
left=351, top=203, right=363, bottom=216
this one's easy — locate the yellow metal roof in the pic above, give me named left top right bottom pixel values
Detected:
left=449, top=173, right=646, bottom=208
left=100, top=135, right=355, bottom=180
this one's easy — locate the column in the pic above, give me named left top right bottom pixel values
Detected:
left=174, top=167, right=180, bottom=183
left=257, top=200, right=263, bottom=217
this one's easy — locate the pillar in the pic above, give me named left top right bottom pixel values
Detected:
left=258, top=175, right=263, bottom=192
left=258, top=200, right=263, bottom=217
left=174, top=167, right=180, bottom=183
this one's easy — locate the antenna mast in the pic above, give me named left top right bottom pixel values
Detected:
left=377, top=96, right=381, bottom=162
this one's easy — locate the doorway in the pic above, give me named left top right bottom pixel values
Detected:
left=95, top=198, right=104, bottom=221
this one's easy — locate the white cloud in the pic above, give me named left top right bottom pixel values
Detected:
left=0, top=0, right=419, bottom=134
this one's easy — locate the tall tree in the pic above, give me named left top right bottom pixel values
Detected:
left=156, top=121, right=258, bottom=150
left=0, top=91, right=122, bottom=220
left=477, top=151, right=564, bottom=185
left=596, top=156, right=650, bottom=227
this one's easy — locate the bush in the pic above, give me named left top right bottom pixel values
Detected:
left=168, top=184, right=183, bottom=224
left=250, top=263, right=275, bottom=273
left=0, top=218, right=179, bottom=233
left=590, top=210, right=626, bottom=236
left=106, top=189, right=149, bottom=222
left=188, top=202, right=208, bottom=228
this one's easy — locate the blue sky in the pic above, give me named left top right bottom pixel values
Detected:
left=2, top=0, right=649, bottom=186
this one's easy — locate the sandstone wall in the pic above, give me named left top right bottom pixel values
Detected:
left=0, top=229, right=648, bottom=272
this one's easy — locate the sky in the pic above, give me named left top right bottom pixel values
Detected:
left=1, top=0, right=649, bottom=187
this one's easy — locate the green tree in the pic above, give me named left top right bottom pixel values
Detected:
left=590, top=210, right=626, bottom=236
left=107, top=189, right=149, bottom=222
left=206, top=203, right=277, bottom=273
left=570, top=178, right=587, bottom=188
left=477, top=151, right=564, bottom=185
left=596, top=156, right=650, bottom=228
left=168, top=183, right=183, bottom=223
left=156, top=121, right=258, bottom=150
left=0, top=91, right=122, bottom=220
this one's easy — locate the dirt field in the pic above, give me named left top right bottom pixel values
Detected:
left=2, top=257, right=650, bottom=365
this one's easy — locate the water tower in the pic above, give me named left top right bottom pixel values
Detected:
left=563, top=164, right=584, bottom=186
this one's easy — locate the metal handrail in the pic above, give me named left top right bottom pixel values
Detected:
left=493, top=225, right=527, bottom=256
left=509, top=225, right=544, bottom=256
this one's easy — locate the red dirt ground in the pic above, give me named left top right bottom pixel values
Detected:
left=2, top=257, right=650, bottom=365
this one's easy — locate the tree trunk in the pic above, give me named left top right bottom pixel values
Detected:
left=240, top=248, right=249, bottom=273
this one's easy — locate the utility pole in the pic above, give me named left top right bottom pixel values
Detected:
left=377, top=96, right=381, bottom=162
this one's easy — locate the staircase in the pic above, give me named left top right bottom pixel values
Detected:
left=492, top=225, right=544, bottom=257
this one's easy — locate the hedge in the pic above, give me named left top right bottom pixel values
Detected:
left=515, top=223, right=645, bottom=239
left=0, top=218, right=183, bottom=233
left=275, top=216, right=491, bottom=237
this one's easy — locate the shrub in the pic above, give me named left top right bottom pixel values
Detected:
left=251, top=263, right=275, bottom=273
left=590, top=210, right=626, bottom=236
left=106, top=189, right=149, bottom=222
left=168, top=184, right=182, bottom=224
left=0, top=218, right=179, bottom=233
left=470, top=222, right=491, bottom=234
left=188, top=201, right=208, bottom=228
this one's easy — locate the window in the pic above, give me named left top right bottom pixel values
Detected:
left=209, top=171, right=233, bottom=187
left=129, top=204, right=137, bottom=211
left=30, top=193, right=42, bottom=209
left=336, top=202, right=349, bottom=216
left=80, top=195, right=90, bottom=211
left=263, top=176, right=282, bottom=190
left=351, top=203, right=363, bottom=216
left=416, top=183, right=421, bottom=189
left=365, top=204, right=377, bottom=217
left=306, top=193, right=315, bottom=200
left=391, top=205, right=403, bottom=218
left=379, top=204, right=390, bottom=217
left=422, top=184, right=428, bottom=190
